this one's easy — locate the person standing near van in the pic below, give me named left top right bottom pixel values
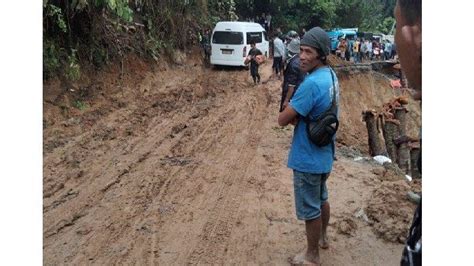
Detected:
left=266, top=13, right=272, bottom=31
left=278, top=27, right=339, bottom=266
left=273, top=34, right=285, bottom=80
left=248, top=40, right=263, bottom=84
left=200, top=29, right=211, bottom=64
left=259, top=13, right=267, bottom=30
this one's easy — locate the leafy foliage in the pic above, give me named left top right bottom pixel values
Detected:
left=376, top=16, right=396, bottom=34
left=43, top=0, right=396, bottom=81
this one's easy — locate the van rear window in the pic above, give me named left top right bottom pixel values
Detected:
left=212, top=31, right=243, bottom=45
left=246, top=32, right=262, bottom=44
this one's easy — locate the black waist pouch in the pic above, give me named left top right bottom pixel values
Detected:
left=304, top=68, right=339, bottom=147
left=305, top=111, right=339, bottom=147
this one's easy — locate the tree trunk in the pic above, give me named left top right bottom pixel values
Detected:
left=410, top=147, right=421, bottom=178
left=398, top=142, right=411, bottom=174
left=394, top=106, right=408, bottom=136
left=382, top=119, right=400, bottom=162
left=363, top=111, right=387, bottom=156
left=394, top=106, right=410, bottom=173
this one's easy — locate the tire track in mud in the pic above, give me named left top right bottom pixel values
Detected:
left=88, top=68, right=269, bottom=264
left=185, top=89, right=269, bottom=265
left=42, top=67, right=225, bottom=263
left=43, top=62, right=273, bottom=264
left=130, top=70, right=274, bottom=265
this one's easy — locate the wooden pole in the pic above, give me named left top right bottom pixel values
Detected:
left=394, top=106, right=408, bottom=136
left=410, top=147, right=421, bottom=178
left=363, top=110, right=387, bottom=156
left=394, top=106, right=410, bottom=174
left=382, top=119, right=400, bottom=162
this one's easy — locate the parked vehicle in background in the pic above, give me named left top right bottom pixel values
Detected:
left=358, top=32, right=394, bottom=43
left=210, top=21, right=269, bottom=67
left=326, top=28, right=358, bottom=53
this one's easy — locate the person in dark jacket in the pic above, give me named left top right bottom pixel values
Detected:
left=280, top=38, right=305, bottom=112
left=247, top=40, right=262, bottom=84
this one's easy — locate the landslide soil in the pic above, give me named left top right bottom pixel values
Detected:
left=43, top=50, right=420, bottom=265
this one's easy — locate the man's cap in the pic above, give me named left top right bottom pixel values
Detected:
left=300, top=27, right=331, bottom=56
left=287, top=30, right=299, bottom=38
left=287, top=38, right=300, bottom=54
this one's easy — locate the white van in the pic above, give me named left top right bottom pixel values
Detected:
left=210, top=21, right=269, bottom=67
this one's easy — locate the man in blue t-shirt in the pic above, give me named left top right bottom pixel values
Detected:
left=278, top=27, right=339, bottom=266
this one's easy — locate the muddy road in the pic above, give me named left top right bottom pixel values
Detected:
left=43, top=55, right=419, bottom=265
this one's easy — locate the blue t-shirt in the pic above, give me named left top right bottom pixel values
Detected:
left=287, top=66, right=339, bottom=174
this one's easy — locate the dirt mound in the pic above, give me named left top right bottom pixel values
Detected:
left=366, top=180, right=417, bottom=243
left=337, top=217, right=358, bottom=236
left=328, top=54, right=352, bottom=66
left=336, top=69, right=421, bottom=154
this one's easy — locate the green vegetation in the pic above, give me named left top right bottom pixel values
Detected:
left=43, top=0, right=395, bottom=80
left=73, top=100, right=88, bottom=110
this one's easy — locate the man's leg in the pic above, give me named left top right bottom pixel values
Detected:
left=251, top=64, right=257, bottom=84
left=291, top=171, right=328, bottom=265
left=320, top=201, right=330, bottom=249
left=305, top=217, right=322, bottom=262
left=256, top=65, right=260, bottom=83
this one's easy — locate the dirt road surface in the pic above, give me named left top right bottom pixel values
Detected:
left=43, top=54, right=420, bottom=265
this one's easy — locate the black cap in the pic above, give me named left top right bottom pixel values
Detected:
left=300, top=27, right=331, bottom=56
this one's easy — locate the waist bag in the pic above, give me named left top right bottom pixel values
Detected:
left=303, top=69, right=339, bottom=147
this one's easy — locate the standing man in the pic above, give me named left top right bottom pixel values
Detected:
left=259, top=13, right=267, bottom=29
left=394, top=0, right=421, bottom=265
left=247, top=40, right=263, bottom=85
left=391, top=41, right=397, bottom=59
left=278, top=27, right=339, bottom=266
left=384, top=40, right=393, bottom=61
left=266, top=13, right=272, bottom=31
left=200, top=29, right=211, bottom=64
left=280, top=38, right=305, bottom=112
left=345, top=38, right=352, bottom=61
left=336, top=38, right=346, bottom=60
left=273, top=34, right=286, bottom=80
left=367, top=39, right=373, bottom=61
left=353, top=38, right=361, bottom=63
left=360, top=38, right=368, bottom=62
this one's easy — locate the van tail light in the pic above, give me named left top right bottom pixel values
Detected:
left=243, top=46, right=247, bottom=57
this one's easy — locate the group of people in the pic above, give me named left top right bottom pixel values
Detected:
left=336, top=37, right=397, bottom=63
left=248, top=12, right=272, bottom=32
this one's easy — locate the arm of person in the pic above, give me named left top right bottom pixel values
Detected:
left=278, top=104, right=299, bottom=126
left=278, top=79, right=314, bottom=126
left=282, top=84, right=296, bottom=110
left=282, top=61, right=302, bottom=108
